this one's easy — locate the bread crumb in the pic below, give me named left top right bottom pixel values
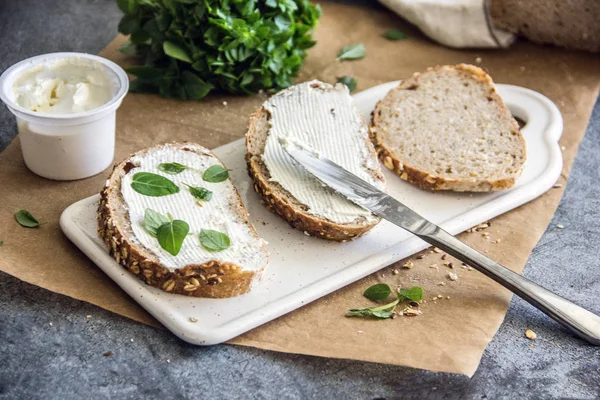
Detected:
left=404, top=308, right=421, bottom=316
left=475, top=57, right=482, bottom=64
left=189, top=317, right=198, bottom=323
left=525, top=329, right=537, bottom=340
left=557, top=224, right=565, bottom=229
left=358, top=330, right=364, bottom=334
left=438, top=282, right=446, bottom=286
left=553, top=183, right=563, bottom=188
left=561, top=145, right=566, bottom=151
left=433, top=247, right=442, bottom=253
left=448, top=272, right=458, bottom=281
left=86, top=315, right=92, bottom=319
left=222, top=101, right=228, bottom=106
left=392, top=269, right=399, bottom=275
left=446, top=296, right=450, bottom=300
left=402, top=260, right=414, bottom=269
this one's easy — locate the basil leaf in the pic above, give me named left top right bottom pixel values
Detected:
left=131, top=172, right=180, bottom=197
left=398, top=286, right=424, bottom=302
left=158, top=162, right=188, bottom=175
left=383, top=29, right=407, bottom=41
left=15, top=210, right=41, bottom=228
left=336, top=76, right=357, bottom=92
left=143, top=208, right=170, bottom=237
left=163, top=41, right=192, bottom=63
left=337, top=43, right=365, bottom=61
left=199, top=229, right=230, bottom=252
left=0, top=240, right=4, bottom=246
left=363, top=283, right=391, bottom=301
left=185, top=184, right=213, bottom=202
left=203, top=165, right=230, bottom=183
left=157, top=219, right=189, bottom=256
left=181, top=71, right=213, bottom=100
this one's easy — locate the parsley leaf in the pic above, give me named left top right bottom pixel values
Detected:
left=117, top=0, right=321, bottom=99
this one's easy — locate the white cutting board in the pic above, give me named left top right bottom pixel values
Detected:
left=60, top=83, right=563, bottom=345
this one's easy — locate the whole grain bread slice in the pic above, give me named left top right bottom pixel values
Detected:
left=98, top=142, right=268, bottom=298
left=246, top=81, right=385, bottom=241
left=370, top=64, right=527, bottom=192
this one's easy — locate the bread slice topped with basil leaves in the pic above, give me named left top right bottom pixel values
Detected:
left=98, top=142, right=268, bottom=298
left=370, top=64, right=527, bottom=192
left=246, top=80, right=385, bottom=241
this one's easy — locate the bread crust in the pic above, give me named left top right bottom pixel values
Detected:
left=98, top=142, right=268, bottom=298
left=245, top=83, right=385, bottom=241
left=370, top=64, right=526, bottom=192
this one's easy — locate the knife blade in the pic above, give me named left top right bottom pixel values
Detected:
left=280, top=138, right=600, bottom=345
left=279, top=138, right=434, bottom=235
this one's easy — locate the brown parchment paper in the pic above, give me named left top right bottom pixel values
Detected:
left=1, top=2, right=599, bottom=376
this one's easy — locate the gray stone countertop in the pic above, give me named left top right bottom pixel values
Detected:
left=1, top=1, right=599, bottom=399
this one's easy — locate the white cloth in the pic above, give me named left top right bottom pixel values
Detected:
left=379, top=0, right=515, bottom=48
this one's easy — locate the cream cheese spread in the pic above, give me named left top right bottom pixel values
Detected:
left=13, top=58, right=113, bottom=114
left=262, top=80, right=384, bottom=224
left=121, top=145, right=267, bottom=271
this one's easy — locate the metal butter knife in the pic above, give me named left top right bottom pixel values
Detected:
left=282, top=141, right=600, bottom=345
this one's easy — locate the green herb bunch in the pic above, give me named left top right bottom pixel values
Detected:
left=117, top=0, right=321, bottom=99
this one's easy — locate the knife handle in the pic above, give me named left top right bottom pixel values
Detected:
left=419, top=225, right=600, bottom=345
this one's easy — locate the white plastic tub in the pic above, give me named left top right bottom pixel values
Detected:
left=0, top=52, right=129, bottom=180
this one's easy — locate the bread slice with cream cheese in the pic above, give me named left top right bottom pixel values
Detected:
left=370, top=64, right=526, bottom=192
left=98, top=142, right=268, bottom=298
left=246, top=80, right=385, bottom=241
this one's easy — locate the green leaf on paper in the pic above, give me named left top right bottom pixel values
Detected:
left=337, top=43, right=366, bottom=61
left=336, top=76, right=357, bottom=92
left=363, top=283, right=391, bottom=301
left=383, top=29, right=407, bottom=41
left=15, top=210, right=42, bottom=228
